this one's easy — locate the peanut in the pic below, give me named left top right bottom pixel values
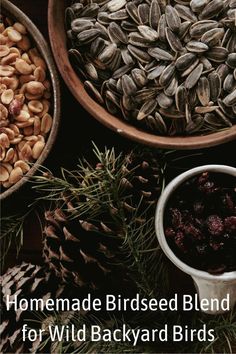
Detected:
left=34, top=116, right=41, bottom=135
left=34, top=67, right=46, bottom=82
left=2, top=162, right=13, bottom=174
left=0, top=133, right=10, bottom=148
left=26, top=81, right=45, bottom=96
left=0, top=103, right=8, bottom=119
left=7, top=28, right=22, bottom=42
left=0, top=65, right=15, bottom=77
left=32, top=140, right=45, bottom=159
left=4, top=147, right=14, bottom=162
left=14, top=160, right=30, bottom=173
left=1, top=52, right=19, bottom=65
left=28, top=100, right=43, bottom=113
left=0, top=164, right=9, bottom=182
left=15, top=58, right=33, bottom=75
left=1, top=76, right=19, bottom=90
left=9, top=166, right=23, bottom=183
left=41, top=113, right=53, bottom=134
left=0, top=45, right=10, bottom=57
left=13, top=23, right=27, bottom=35
left=1, top=89, right=14, bottom=105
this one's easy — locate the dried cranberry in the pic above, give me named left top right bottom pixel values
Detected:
left=170, top=208, right=182, bottom=228
left=183, top=223, right=203, bottom=240
left=165, top=228, right=175, bottom=238
left=222, top=193, right=234, bottom=213
left=224, top=216, right=236, bottom=232
left=198, top=172, right=209, bottom=185
left=210, top=242, right=224, bottom=251
left=206, top=215, right=224, bottom=236
left=174, top=231, right=187, bottom=253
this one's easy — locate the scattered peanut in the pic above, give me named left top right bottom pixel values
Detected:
left=0, top=16, right=53, bottom=190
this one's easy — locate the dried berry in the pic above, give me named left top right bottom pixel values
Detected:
left=183, top=223, right=203, bottom=240
left=206, top=215, right=224, bottom=236
left=165, top=227, right=175, bottom=238
left=174, top=231, right=187, bottom=253
left=224, top=216, right=236, bottom=232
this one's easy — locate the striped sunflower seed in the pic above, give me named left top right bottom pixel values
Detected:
left=138, top=25, right=159, bottom=41
left=201, top=28, right=225, bottom=47
left=186, top=41, right=209, bottom=53
left=175, top=85, right=187, bottom=111
left=149, top=0, right=161, bottom=29
left=176, top=53, right=196, bottom=71
left=185, top=63, right=203, bottom=89
left=165, top=5, right=181, bottom=32
left=137, top=99, right=157, bottom=120
left=148, top=47, right=174, bottom=61
left=206, top=46, right=228, bottom=63
left=208, top=71, right=221, bottom=102
left=165, top=28, right=183, bottom=52
left=199, top=0, right=224, bottom=20
left=159, top=62, right=176, bottom=87
left=196, top=76, right=210, bottom=106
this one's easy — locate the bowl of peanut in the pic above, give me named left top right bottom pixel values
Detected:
left=0, top=0, right=60, bottom=200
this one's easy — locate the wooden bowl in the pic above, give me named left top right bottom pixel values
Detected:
left=48, top=0, right=236, bottom=150
left=1, top=0, right=60, bottom=201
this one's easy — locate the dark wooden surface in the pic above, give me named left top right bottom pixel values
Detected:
left=3, top=1, right=236, bottom=276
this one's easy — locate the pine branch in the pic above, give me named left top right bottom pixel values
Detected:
left=190, top=309, right=236, bottom=354
left=1, top=211, right=29, bottom=270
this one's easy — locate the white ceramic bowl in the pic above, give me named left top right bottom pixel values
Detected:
left=155, top=165, right=236, bottom=314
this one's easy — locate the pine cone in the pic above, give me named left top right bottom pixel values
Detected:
left=43, top=149, right=163, bottom=290
left=120, top=150, right=162, bottom=211
left=43, top=208, right=129, bottom=291
left=0, top=262, right=79, bottom=354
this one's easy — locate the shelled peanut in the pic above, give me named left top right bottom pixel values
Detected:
left=0, top=16, right=53, bottom=190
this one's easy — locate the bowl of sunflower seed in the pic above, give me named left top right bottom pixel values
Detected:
left=48, top=0, right=236, bottom=149
left=0, top=0, right=60, bottom=200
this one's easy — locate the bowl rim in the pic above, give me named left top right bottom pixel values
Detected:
left=1, top=0, right=60, bottom=201
left=155, top=164, right=236, bottom=281
left=48, top=0, right=236, bottom=150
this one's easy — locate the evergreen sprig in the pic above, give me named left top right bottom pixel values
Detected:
left=32, top=145, right=169, bottom=297
left=1, top=210, right=30, bottom=270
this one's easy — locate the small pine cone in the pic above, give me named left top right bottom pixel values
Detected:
left=43, top=208, right=129, bottom=290
left=0, top=262, right=78, bottom=354
left=96, top=150, right=162, bottom=218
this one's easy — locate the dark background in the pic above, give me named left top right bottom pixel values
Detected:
left=3, top=1, right=236, bottom=287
